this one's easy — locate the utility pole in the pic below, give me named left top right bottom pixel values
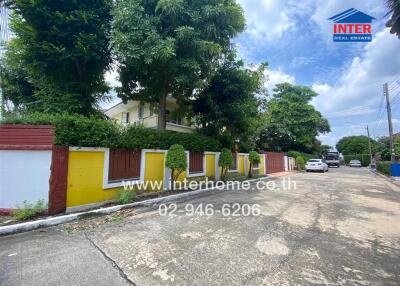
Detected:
left=384, top=83, right=395, bottom=163
left=366, top=125, right=373, bottom=168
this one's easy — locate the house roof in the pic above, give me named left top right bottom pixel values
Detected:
left=329, top=8, right=375, bottom=23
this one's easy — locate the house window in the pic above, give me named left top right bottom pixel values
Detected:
left=122, top=112, right=130, bottom=124
left=108, top=149, right=141, bottom=182
left=138, top=104, right=144, bottom=119
left=189, top=152, right=204, bottom=174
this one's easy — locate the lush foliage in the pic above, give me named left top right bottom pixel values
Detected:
left=111, top=0, right=245, bottom=129
left=116, top=190, right=136, bottom=204
left=386, top=0, right=400, bottom=38
left=295, top=156, right=305, bottom=170
left=12, top=200, right=47, bottom=220
left=166, top=144, right=187, bottom=190
left=343, top=154, right=371, bottom=167
left=120, top=125, right=221, bottom=151
left=193, top=56, right=267, bottom=145
left=248, top=151, right=261, bottom=178
left=219, top=148, right=234, bottom=180
left=377, top=161, right=391, bottom=176
left=336, top=136, right=376, bottom=155
left=287, top=151, right=316, bottom=163
left=256, top=83, right=330, bottom=153
left=3, top=0, right=113, bottom=115
left=1, top=113, right=221, bottom=151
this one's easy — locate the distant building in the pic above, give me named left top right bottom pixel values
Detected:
left=104, top=97, right=195, bottom=133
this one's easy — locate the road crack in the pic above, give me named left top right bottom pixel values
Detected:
left=84, top=232, right=137, bottom=286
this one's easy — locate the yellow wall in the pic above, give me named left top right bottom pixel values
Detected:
left=206, top=154, right=216, bottom=178
left=259, top=154, right=265, bottom=175
left=66, top=151, right=119, bottom=208
left=238, top=155, right=245, bottom=176
left=144, top=152, right=165, bottom=190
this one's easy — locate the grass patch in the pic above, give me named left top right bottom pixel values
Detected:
left=116, top=190, right=136, bottom=205
left=111, top=213, right=124, bottom=223
left=12, top=200, right=47, bottom=220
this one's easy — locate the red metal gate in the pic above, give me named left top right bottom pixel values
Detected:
left=265, top=152, right=285, bottom=174
left=189, top=152, right=204, bottom=174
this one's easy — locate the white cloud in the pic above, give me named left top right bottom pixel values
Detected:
left=105, top=69, right=121, bottom=88
left=265, top=68, right=296, bottom=95
left=312, top=29, right=400, bottom=117
left=312, top=28, right=400, bottom=145
left=237, top=0, right=294, bottom=40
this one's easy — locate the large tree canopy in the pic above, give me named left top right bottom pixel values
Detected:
left=336, top=135, right=377, bottom=155
left=3, top=0, right=113, bottom=115
left=193, top=56, right=267, bottom=146
left=111, top=0, right=245, bottom=129
left=256, top=83, right=330, bottom=153
left=386, top=0, right=400, bottom=38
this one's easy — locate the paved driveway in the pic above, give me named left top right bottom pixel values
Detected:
left=1, top=167, right=400, bottom=285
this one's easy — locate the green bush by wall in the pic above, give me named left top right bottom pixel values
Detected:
left=1, top=113, right=221, bottom=152
left=343, top=154, right=370, bottom=167
left=287, top=151, right=316, bottom=162
left=377, top=161, right=391, bottom=176
left=295, top=156, right=305, bottom=170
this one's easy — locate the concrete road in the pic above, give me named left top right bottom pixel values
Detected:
left=1, top=167, right=400, bottom=285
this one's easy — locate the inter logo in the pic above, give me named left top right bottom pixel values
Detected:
left=328, top=8, right=375, bottom=42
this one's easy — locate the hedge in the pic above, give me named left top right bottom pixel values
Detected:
left=287, top=151, right=316, bottom=162
left=343, top=154, right=370, bottom=167
left=1, top=113, right=221, bottom=152
left=377, top=161, right=391, bottom=176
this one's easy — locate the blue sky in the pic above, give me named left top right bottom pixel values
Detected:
left=232, top=0, right=400, bottom=147
left=105, top=0, right=400, bottom=148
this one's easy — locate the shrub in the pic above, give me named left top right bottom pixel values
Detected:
left=248, top=151, right=261, bottom=178
left=1, top=112, right=221, bottom=151
left=296, top=156, right=305, bottom=170
left=116, top=190, right=136, bottom=204
left=166, top=144, right=187, bottom=191
left=377, top=161, right=391, bottom=176
left=219, top=148, right=234, bottom=180
left=287, top=151, right=315, bottom=162
left=12, top=200, right=47, bottom=220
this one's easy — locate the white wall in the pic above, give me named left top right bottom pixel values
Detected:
left=0, top=150, right=52, bottom=209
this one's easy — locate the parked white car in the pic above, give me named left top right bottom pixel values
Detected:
left=305, top=159, right=329, bottom=172
left=349, top=160, right=362, bottom=167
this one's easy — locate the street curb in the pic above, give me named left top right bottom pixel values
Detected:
left=0, top=176, right=276, bottom=236
left=370, top=169, right=400, bottom=187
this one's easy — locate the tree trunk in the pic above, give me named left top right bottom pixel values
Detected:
left=170, top=169, right=174, bottom=192
left=248, top=162, right=252, bottom=178
left=157, top=92, right=167, bottom=130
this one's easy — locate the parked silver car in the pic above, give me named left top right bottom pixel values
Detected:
left=349, top=160, right=362, bottom=167
left=305, top=159, right=329, bottom=172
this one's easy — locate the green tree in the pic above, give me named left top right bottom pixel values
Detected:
left=336, top=136, right=377, bottom=155
left=166, top=144, right=187, bottom=191
left=256, top=83, right=330, bottom=153
left=296, top=156, right=305, bottom=170
left=111, top=0, right=245, bottom=130
left=219, top=148, right=234, bottom=181
left=248, top=151, right=261, bottom=178
left=386, top=0, right=400, bottom=38
left=5, top=0, right=113, bottom=115
left=193, top=56, right=267, bottom=146
left=0, top=40, right=35, bottom=112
